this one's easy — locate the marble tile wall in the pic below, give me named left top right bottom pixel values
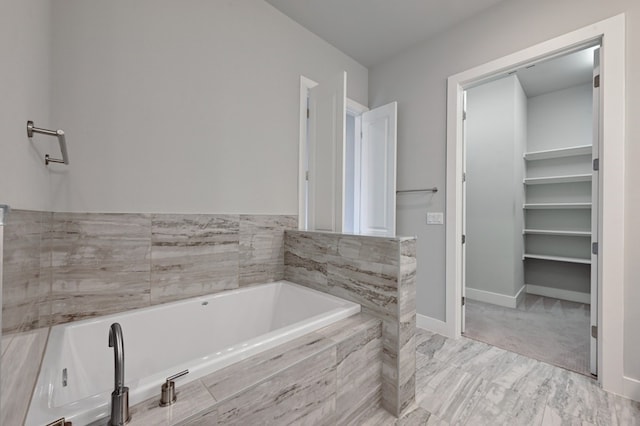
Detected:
left=2, top=210, right=51, bottom=333
left=50, top=212, right=152, bottom=324
left=284, top=230, right=417, bottom=417
left=2, top=210, right=297, bottom=333
left=0, top=327, right=49, bottom=426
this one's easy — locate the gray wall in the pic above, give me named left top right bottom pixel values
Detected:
left=48, top=0, right=368, bottom=215
left=368, top=0, right=640, bottom=380
left=465, top=75, right=525, bottom=298
left=528, top=84, right=594, bottom=152
left=0, top=0, right=52, bottom=211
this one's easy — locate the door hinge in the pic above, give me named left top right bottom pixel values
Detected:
left=591, top=325, right=598, bottom=339
left=462, top=296, right=466, bottom=306
left=305, top=171, right=309, bottom=181
left=593, top=158, right=599, bottom=171
left=462, top=234, right=466, bottom=244
left=463, top=172, right=466, bottom=182
left=592, top=242, right=599, bottom=255
left=594, top=74, right=600, bottom=88
left=307, top=108, right=310, bottom=119
left=463, top=110, right=467, bottom=120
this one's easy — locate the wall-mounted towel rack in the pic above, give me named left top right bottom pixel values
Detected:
left=396, top=187, right=438, bottom=194
left=27, top=121, right=69, bottom=165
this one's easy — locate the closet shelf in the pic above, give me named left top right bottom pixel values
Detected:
left=524, top=174, right=592, bottom=185
left=524, top=145, right=592, bottom=160
left=523, top=253, right=591, bottom=264
left=523, top=202, right=592, bottom=210
left=523, top=229, right=591, bottom=237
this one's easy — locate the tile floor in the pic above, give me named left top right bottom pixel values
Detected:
left=362, top=329, right=640, bottom=425
left=463, top=294, right=590, bottom=375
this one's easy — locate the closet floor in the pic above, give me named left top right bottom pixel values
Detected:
left=464, top=294, right=591, bottom=376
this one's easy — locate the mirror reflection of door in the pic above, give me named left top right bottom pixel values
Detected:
left=301, top=73, right=397, bottom=236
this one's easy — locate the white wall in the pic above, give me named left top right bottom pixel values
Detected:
left=0, top=0, right=52, bottom=211
left=528, top=83, right=593, bottom=151
left=49, top=0, right=367, bottom=215
left=369, top=0, right=640, bottom=383
left=465, top=75, right=525, bottom=299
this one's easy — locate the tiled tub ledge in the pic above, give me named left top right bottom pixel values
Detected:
left=284, top=230, right=417, bottom=416
left=86, top=313, right=384, bottom=426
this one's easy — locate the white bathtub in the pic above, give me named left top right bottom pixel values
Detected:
left=26, top=281, right=360, bottom=426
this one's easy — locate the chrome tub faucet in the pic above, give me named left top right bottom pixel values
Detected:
left=108, top=323, right=130, bottom=425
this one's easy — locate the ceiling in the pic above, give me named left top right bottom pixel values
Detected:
left=514, top=47, right=597, bottom=97
left=264, top=0, right=508, bottom=67
left=264, top=1, right=595, bottom=96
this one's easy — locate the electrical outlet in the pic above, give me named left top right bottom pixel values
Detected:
left=426, top=212, right=444, bottom=225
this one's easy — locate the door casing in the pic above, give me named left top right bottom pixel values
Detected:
left=445, top=14, right=625, bottom=395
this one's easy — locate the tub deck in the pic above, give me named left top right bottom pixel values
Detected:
left=89, top=313, right=383, bottom=426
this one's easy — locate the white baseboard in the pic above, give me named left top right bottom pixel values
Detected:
left=465, top=285, right=525, bottom=309
left=622, top=376, right=640, bottom=402
left=416, top=314, right=450, bottom=337
left=526, top=284, right=590, bottom=304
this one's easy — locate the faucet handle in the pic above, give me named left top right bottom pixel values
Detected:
left=166, top=369, right=189, bottom=382
left=159, top=369, right=189, bottom=407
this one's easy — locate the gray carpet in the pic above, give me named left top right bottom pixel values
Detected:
left=464, top=294, right=591, bottom=376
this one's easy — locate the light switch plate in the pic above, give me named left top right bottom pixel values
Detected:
left=426, top=212, right=444, bottom=225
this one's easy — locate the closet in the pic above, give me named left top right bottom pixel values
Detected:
left=522, top=78, right=595, bottom=304
left=463, top=45, right=599, bottom=376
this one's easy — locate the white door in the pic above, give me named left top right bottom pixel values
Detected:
left=590, top=47, right=600, bottom=376
left=307, top=71, right=347, bottom=232
left=359, top=102, right=397, bottom=237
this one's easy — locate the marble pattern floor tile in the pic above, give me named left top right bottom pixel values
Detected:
left=361, top=328, right=638, bottom=426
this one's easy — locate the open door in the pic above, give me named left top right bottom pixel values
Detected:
left=307, top=71, right=347, bottom=232
left=359, top=102, right=397, bottom=237
left=590, top=47, right=600, bottom=376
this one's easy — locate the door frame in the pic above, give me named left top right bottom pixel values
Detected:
left=445, top=14, right=625, bottom=394
left=298, top=75, right=368, bottom=230
left=345, top=100, right=369, bottom=234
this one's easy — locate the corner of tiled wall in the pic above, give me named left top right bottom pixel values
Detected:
left=283, top=230, right=417, bottom=418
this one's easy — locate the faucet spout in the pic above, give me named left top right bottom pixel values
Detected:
left=108, top=323, right=125, bottom=390
left=108, top=323, right=130, bottom=425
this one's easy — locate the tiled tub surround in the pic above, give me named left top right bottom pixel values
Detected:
left=284, top=230, right=417, bottom=417
left=2, top=210, right=51, bottom=334
left=2, top=210, right=297, bottom=333
left=27, top=282, right=360, bottom=425
left=1, top=210, right=295, bottom=426
left=18, top=313, right=381, bottom=426
left=2, top=212, right=410, bottom=424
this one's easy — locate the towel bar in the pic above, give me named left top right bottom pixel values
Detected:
left=27, top=120, right=69, bottom=165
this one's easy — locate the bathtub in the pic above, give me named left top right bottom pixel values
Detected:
left=26, top=281, right=360, bottom=426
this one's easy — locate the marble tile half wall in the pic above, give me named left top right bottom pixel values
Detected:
left=284, top=230, right=417, bottom=417
left=2, top=210, right=297, bottom=333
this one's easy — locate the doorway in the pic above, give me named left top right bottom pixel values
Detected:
left=445, top=14, right=626, bottom=393
left=461, top=45, right=599, bottom=376
left=298, top=74, right=398, bottom=236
